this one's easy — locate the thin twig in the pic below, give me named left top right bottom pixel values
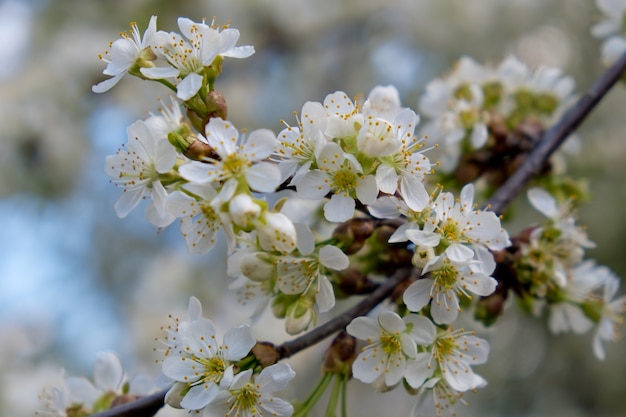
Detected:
left=486, top=50, right=626, bottom=215
left=89, top=51, right=626, bottom=417
left=91, top=388, right=169, bottom=417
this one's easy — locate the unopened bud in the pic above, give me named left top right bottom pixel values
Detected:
left=256, top=212, right=297, bottom=253
left=205, top=89, right=228, bottom=121
left=239, top=252, right=274, bottom=282
left=252, top=342, right=281, bottom=367
left=322, top=331, right=356, bottom=375
left=332, top=218, right=377, bottom=255
left=285, top=296, right=316, bottom=335
left=229, top=194, right=262, bottom=229
left=336, top=268, right=376, bottom=296
left=164, top=382, right=187, bottom=409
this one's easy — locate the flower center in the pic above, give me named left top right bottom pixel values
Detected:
left=222, top=153, right=248, bottom=176
left=332, top=169, right=358, bottom=194
left=380, top=332, right=402, bottom=355
left=433, top=336, right=458, bottom=360
left=228, top=383, right=261, bottom=415
left=432, top=262, right=459, bottom=290
left=440, top=221, right=461, bottom=242
left=198, top=356, right=226, bottom=384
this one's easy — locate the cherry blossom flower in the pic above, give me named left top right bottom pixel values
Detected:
left=205, top=363, right=296, bottom=417
left=165, top=183, right=227, bottom=255
left=179, top=118, right=280, bottom=194
left=105, top=119, right=177, bottom=223
left=142, top=17, right=254, bottom=100
left=297, top=142, right=377, bottom=222
left=161, top=297, right=256, bottom=412
left=592, top=0, right=626, bottom=65
left=403, top=250, right=497, bottom=324
left=593, top=271, right=626, bottom=360
left=92, top=16, right=158, bottom=93
left=405, top=329, right=489, bottom=393
left=346, top=311, right=436, bottom=387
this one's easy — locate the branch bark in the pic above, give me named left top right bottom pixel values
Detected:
left=89, top=50, right=626, bottom=417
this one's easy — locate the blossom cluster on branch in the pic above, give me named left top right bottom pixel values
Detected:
left=37, top=4, right=626, bottom=417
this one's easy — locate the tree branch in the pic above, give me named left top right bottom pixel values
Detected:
left=88, top=51, right=626, bottom=417
left=486, top=50, right=626, bottom=215
left=275, top=267, right=415, bottom=359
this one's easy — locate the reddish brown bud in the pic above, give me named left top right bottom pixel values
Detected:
left=336, top=268, right=376, bottom=296
left=183, top=139, right=220, bottom=161
left=322, top=331, right=356, bottom=375
left=332, top=218, right=378, bottom=255
left=252, top=341, right=281, bottom=367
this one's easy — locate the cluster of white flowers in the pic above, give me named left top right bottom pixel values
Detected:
left=592, top=0, right=626, bottom=66
left=37, top=352, right=152, bottom=417
left=159, top=297, right=296, bottom=417
left=346, top=310, right=489, bottom=416
left=369, top=183, right=510, bottom=324
left=277, top=86, right=433, bottom=221
left=518, top=188, right=625, bottom=360
left=419, top=55, right=575, bottom=173
left=72, top=13, right=626, bottom=417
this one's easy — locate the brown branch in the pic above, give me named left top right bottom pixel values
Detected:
left=275, top=267, right=415, bottom=359
left=89, top=50, right=626, bottom=417
left=92, top=388, right=170, bottom=417
left=486, top=50, right=626, bottom=215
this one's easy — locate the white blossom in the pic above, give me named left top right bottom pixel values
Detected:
left=205, top=363, right=296, bottom=417
left=92, top=16, right=157, bottom=93
left=105, top=119, right=177, bottom=223
left=179, top=118, right=280, bottom=194
left=346, top=311, right=436, bottom=387
left=142, top=17, right=254, bottom=100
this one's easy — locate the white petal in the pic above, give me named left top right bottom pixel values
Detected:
left=403, top=314, right=437, bottom=345
left=378, top=311, right=406, bottom=333
left=223, top=324, right=256, bottom=361
left=355, top=175, right=379, bottom=204
left=346, top=316, right=380, bottom=340
left=140, top=66, right=180, bottom=79
left=245, top=163, right=281, bottom=192
left=318, top=245, right=349, bottom=270
left=403, top=279, right=433, bottom=312
left=352, top=350, right=384, bottom=383
left=176, top=73, right=203, bottom=100
left=400, top=175, right=429, bottom=212
left=180, top=383, right=219, bottom=410
left=316, top=276, right=336, bottom=313
left=470, top=123, right=488, bottom=148
left=297, top=171, right=331, bottom=199
left=375, top=164, right=399, bottom=194
left=256, top=363, right=296, bottom=393
left=93, top=352, right=124, bottom=391
left=445, top=244, right=474, bottom=262
left=404, top=352, right=434, bottom=389
left=188, top=296, right=203, bottom=321
left=92, top=73, right=124, bottom=93
left=324, top=193, right=355, bottom=222
left=527, top=187, right=559, bottom=218
left=113, top=187, right=144, bottom=218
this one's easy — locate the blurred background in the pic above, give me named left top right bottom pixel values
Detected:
left=1, top=0, right=625, bottom=416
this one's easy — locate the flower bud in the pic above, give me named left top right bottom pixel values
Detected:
left=164, top=382, right=187, bottom=409
left=411, top=245, right=435, bottom=269
left=229, top=194, right=262, bottom=229
left=332, top=218, right=377, bottom=255
left=251, top=342, right=281, bottom=368
left=256, top=212, right=297, bottom=253
left=322, top=331, right=356, bottom=375
left=285, top=296, right=316, bottom=335
left=239, top=252, right=275, bottom=282
left=205, top=89, right=228, bottom=121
